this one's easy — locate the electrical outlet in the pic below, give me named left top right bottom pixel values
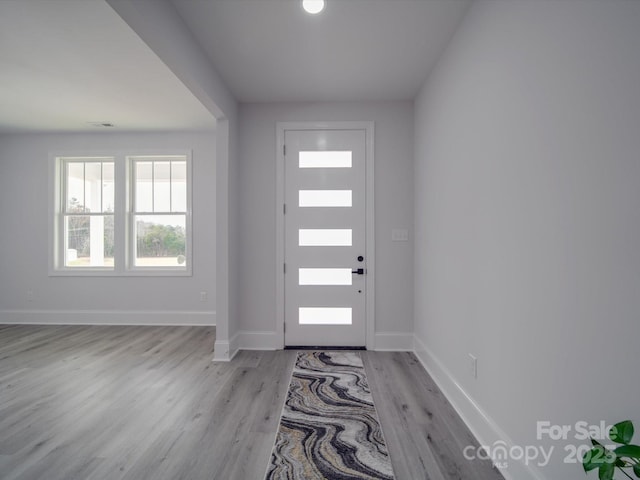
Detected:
left=200, top=291, right=208, bottom=302
left=468, top=354, right=478, bottom=379
left=26, top=290, right=34, bottom=302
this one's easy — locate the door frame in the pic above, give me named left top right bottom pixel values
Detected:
left=275, top=121, right=375, bottom=349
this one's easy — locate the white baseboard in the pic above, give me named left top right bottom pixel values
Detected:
left=238, top=330, right=281, bottom=350
left=0, top=309, right=215, bottom=326
left=213, top=331, right=237, bottom=362
left=231, top=330, right=410, bottom=352
left=212, top=330, right=282, bottom=362
left=412, top=335, right=546, bottom=480
left=212, top=341, right=230, bottom=361
left=228, top=331, right=240, bottom=360
left=374, top=332, right=414, bottom=351
left=215, top=330, right=413, bottom=354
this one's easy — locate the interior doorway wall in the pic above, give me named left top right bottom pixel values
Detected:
left=236, top=102, right=415, bottom=352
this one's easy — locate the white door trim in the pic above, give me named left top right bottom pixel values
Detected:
left=276, top=121, right=375, bottom=349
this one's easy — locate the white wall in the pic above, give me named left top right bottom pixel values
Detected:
left=0, top=131, right=216, bottom=325
left=238, top=102, right=414, bottom=349
left=225, top=115, right=242, bottom=355
left=414, top=1, right=640, bottom=479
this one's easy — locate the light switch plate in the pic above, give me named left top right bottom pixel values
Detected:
left=391, top=229, right=409, bottom=241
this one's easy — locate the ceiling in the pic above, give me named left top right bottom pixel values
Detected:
left=0, top=0, right=216, bottom=133
left=0, top=0, right=471, bottom=133
left=172, top=0, right=472, bottom=103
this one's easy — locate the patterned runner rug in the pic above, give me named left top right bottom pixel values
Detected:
left=265, top=351, right=395, bottom=480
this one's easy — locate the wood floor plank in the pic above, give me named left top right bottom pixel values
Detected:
left=0, top=326, right=504, bottom=480
left=364, top=351, right=504, bottom=480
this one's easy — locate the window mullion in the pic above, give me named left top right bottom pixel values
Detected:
left=113, top=155, right=127, bottom=274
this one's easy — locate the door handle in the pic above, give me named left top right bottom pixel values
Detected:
left=351, top=268, right=366, bottom=275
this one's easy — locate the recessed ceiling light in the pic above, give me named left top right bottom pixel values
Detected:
left=302, top=0, right=325, bottom=15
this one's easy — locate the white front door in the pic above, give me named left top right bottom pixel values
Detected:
left=284, top=128, right=367, bottom=347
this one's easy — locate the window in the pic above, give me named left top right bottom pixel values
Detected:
left=131, top=156, right=187, bottom=268
left=51, top=152, right=191, bottom=276
left=60, top=158, right=115, bottom=269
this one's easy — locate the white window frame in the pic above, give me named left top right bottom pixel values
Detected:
left=49, top=150, right=192, bottom=277
left=127, top=154, right=192, bottom=275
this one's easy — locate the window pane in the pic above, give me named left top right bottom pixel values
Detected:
left=66, top=163, right=85, bottom=212
left=136, top=162, right=153, bottom=212
left=171, top=161, right=187, bottom=212
left=64, top=215, right=114, bottom=268
left=299, top=151, right=352, bottom=168
left=135, top=215, right=186, bottom=267
left=299, top=190, right=352, bottom=207
left=102, top=163, right=115, bottom=213
left=299, top=268, right=352, bottom=285
left=153, top=162, right=171, bottom=212
left=299, top=307, right=352, bottom=325
left=299, top=229, right=352, bottom=246
left=84, top=162, right=102, bottom=213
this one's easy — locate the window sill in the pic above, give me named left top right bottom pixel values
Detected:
left=49, top=268, right=192, bottom=277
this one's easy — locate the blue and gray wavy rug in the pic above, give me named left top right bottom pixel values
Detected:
left=265, top=351, right=395, bottom=480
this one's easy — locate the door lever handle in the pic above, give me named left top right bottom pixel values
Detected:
left=351, top=268, right=366, bottom=275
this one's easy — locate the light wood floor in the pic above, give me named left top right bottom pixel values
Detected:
left=0, top=325, right=503, bottom=480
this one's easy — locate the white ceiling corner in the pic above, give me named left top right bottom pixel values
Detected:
left=0, top=0, right=216, bottom=133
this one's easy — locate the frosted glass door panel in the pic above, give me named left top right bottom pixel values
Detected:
left=299, top=190, right=352, bottom=207
left=299, top=151, right=352, bottom=169
left=299, top=268, right=352, bottom=286
left=299, top=307, right=352, bottom=325
left=299, top=229, right=352, bottom=246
